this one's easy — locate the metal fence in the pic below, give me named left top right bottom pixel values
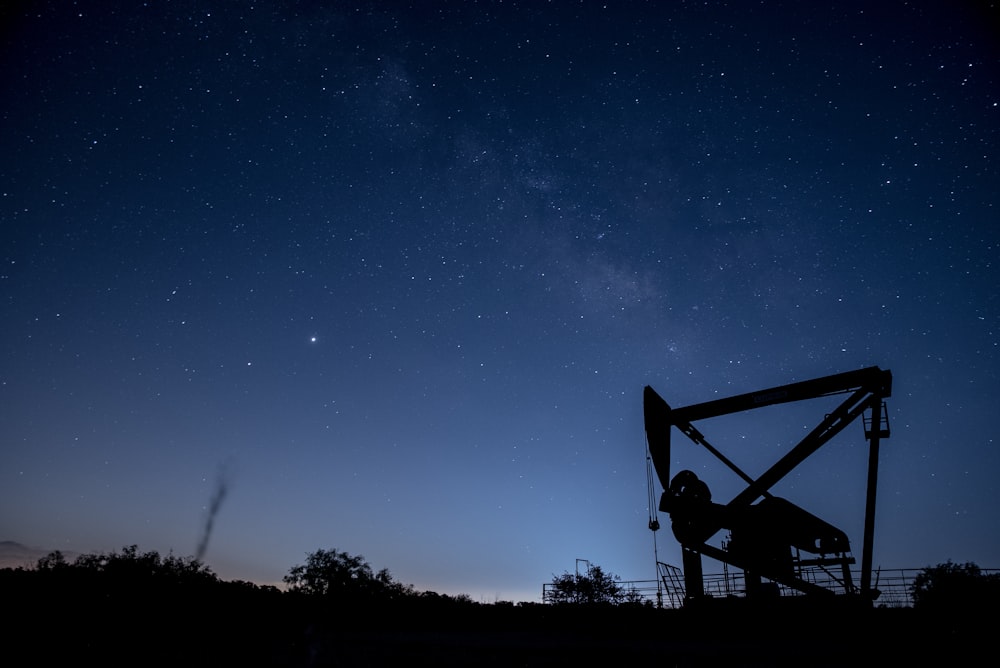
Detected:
left=543, top=566, right=1000, bottom=608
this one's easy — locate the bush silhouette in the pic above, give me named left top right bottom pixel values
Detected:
left=912, top=560, right=1000, bottom=611
left=283, top=547, right=413, bottom=604
left=547, top=563, right=626, bottom=605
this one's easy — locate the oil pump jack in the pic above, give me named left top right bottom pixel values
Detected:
left=644, top=366, right=892, bottom=604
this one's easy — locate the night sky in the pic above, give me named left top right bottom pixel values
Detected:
left=2, top=1, right=997, bottom=603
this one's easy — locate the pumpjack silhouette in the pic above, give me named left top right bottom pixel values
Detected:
left=644, top=366, right=892, bottom=603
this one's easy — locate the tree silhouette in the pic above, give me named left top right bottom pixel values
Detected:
left=912, top=560, right=1000, bottom=611
left=284, top=548, right=411, bottom=603
left=36, top=549, right=69, bottom=571
left=547, top=563, right=625, bottom=605
left=66, top=544, right=217, bottom=586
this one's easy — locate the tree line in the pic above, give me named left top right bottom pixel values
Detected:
left=5, top=544, right=476, bottom=610
left=4, top=546, right=996, bottom=665
left=5, top=544, right=998, bottom=612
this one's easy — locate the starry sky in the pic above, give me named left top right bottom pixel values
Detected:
left=1, top=1, right=997, bottom=603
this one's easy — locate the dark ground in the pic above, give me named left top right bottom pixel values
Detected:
left=4, top=566, right=989, bottom=666
left=294, top=604, right=985, bottom=667
left=7, top=596, right=988, bottom=666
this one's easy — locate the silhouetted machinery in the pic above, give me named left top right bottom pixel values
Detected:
left=644, top=366, right=892, bottom=603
